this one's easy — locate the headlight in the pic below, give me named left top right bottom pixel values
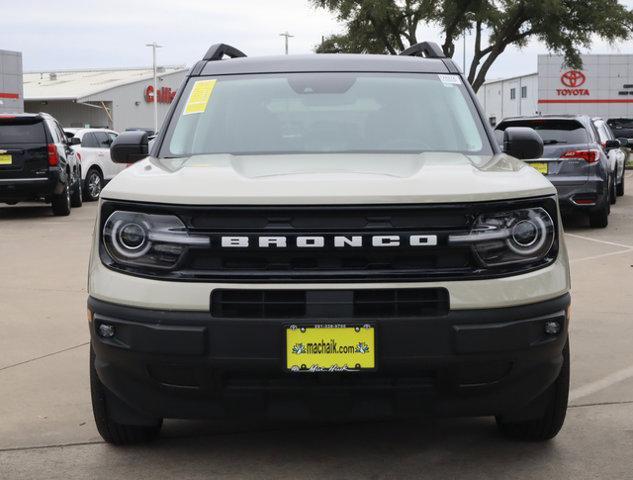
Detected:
left=448, top=207, right=555, bottom=267
left=103, top=211, right=209, bottom=269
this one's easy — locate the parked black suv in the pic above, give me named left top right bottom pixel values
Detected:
left=607, top=118, right=633, bottom=140
left=0, top=113, right=82, bottom=215
left=496, top=115, right=612, bottom=228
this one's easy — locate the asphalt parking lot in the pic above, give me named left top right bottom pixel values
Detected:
left=1, top=176, right=633, bottom=480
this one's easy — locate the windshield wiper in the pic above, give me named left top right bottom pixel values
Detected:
left=542, top=140, right=567, bottom=145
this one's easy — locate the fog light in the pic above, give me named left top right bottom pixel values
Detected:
left=544, top=321, right=561, bottom=335
left=98, top=323, right=115, bottom=338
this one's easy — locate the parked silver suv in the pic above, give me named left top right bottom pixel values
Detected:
left=496, top=115, right=613, bottom=228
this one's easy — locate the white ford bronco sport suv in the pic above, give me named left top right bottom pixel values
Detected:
left=88, top=42, right=571, bottom=445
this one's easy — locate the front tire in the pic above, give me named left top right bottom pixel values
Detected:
left=609, top=174, right=617, bottom=205
left=51, top=182, right=71, bottom=216
left=90, top=346, right=162, bottom=445
left=496, top=340, right=569, bottom=441
left=71, top=175, right=83, bottom=208
left=617, top=172, right=625, bottom=197
left=84, top=168, right=103, bottom=202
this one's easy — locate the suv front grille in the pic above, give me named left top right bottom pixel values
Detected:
left=211, top=288, right=449, bottom=319
left=100, top=198, right=559, bottom=282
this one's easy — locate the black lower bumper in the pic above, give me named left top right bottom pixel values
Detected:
left=552, top=177, right=608, bottom=213
left=88, top=294, right=570, bottom=423
left=0, top=169, right=63, bottom=203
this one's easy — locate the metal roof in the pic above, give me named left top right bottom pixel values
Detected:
left=23, top=66, right=187, bottom=101
left=199, top=54, right=451, bottom=76
left=483, top=72, right=538, bottom=85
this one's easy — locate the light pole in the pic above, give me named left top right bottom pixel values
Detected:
left=279, top=31, right=294, bottom=55
left=463, top=32, right=466, bottom=73
left=145, top=42, right=163, bottom=133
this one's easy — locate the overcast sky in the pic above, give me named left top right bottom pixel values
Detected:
left=3, top=0, right=633, bottom=79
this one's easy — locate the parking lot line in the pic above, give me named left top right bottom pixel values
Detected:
left=565, top=233, right=633, bottom=250
left=0, top=342, right=88, bottom=373
left=570, top=364, right=633, bottom=402
left=570, top=249, right=633, bottom=264
left=565, top=233, right=633, bottom=264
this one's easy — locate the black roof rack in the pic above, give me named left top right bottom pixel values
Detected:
left=400, top=42, right=445, bottom=59
left=202, top=43, right=247, bottom=62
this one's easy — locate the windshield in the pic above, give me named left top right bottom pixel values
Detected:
left=607, top=118, right=633, bottom=129
left=160, top=73, right=492, bottom=157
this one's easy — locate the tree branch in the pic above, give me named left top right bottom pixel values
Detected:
left=442, top=0, right=476, bottom=57
left=467, top=20, right=482, bottom=84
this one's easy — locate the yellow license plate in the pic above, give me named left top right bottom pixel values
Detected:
left=0, top=154, right=12, bottom=165
left=529, top=162, right=548, bottom=174
left=286, top=324, right=375, bottom=372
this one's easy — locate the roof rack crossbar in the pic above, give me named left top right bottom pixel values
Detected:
left=203, top=43, right=247, bottom=62
left=400, top=42, right=445, bottom=59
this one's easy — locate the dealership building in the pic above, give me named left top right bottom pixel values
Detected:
left=477, top=54, right=633, bottom=125
left=0, top=49, right=24, bottom=114
left=22, top=66, right=188, bottom=132
left=8, top=50, right=633, bottom=132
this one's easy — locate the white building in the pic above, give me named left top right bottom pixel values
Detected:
left=23, top=66, right=188, bottom=132
left=477, top=73, right=538, bottom=126
left=0, top=49, right=23, bottom=114
left=478, top=54, right=633, bottom=124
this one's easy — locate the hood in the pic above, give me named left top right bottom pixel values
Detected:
left=101, top=152, right=556, bottom=205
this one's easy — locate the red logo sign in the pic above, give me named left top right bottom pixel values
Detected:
left=556, top=70, right=589, bottom=96
left=144, top=85, right=176, bottom=104
left=561, top=70, right=586, bottom=88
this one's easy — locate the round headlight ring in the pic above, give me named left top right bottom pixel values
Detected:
left=511, top=219, right=539, bottom=247
left=117, top=222, right=147, bottom=251
left=505, top=211, right=549, bottom=256
left=108, top=217, right=153, bottom=259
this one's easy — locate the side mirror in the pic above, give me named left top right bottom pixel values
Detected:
left=604, top=139, right=620, bottom=151
left=110, top=131, right=149, bottom=163
left=69, top=137, right=81, bottom=146
left=503, top=127, right=543, bottom=160
left=617, top=138, right=629, bottom=148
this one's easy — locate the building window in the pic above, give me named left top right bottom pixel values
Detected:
left=521, top=86, right=528, bottom=98
left=510, top=88, right=516, bottom=100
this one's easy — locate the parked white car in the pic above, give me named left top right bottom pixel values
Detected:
left=593, top=118, right=626, bottom=203
left=65, top=128, right=125, bottom=201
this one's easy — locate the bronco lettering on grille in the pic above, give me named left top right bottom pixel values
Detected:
left=219, top=235, right=438, bottom=248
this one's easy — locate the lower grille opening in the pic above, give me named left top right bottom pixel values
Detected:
left=223, top=372, right=437, bottom=390
left=211, top=288, right=449, bottom=319
left=148, top=365, right=200, bottom=388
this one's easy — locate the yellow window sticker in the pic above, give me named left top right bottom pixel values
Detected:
left=183, top=79, right=217, bottom=115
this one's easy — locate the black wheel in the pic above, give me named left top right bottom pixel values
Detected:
left=71, top=174, right=83, bottom=208
left=617, top=172, right=625, bottom=197
left=589, top=202, right=609, bottom=228
left=84, top=168, right=103, bottom=202
left=496, top=340, right=569, bottom=441
left=51, top=182, right=71, bottom=216
left=90, top=346, right=162, bottom=445
left=609, top=173, right=617, bottom=205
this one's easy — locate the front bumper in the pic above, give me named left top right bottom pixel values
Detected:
left=89, top=293, right=570, bottom=423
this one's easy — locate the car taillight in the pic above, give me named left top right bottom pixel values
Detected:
left=560, top=149, right=599, bottom=164
left=47, top=144, right=59, bottom=166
